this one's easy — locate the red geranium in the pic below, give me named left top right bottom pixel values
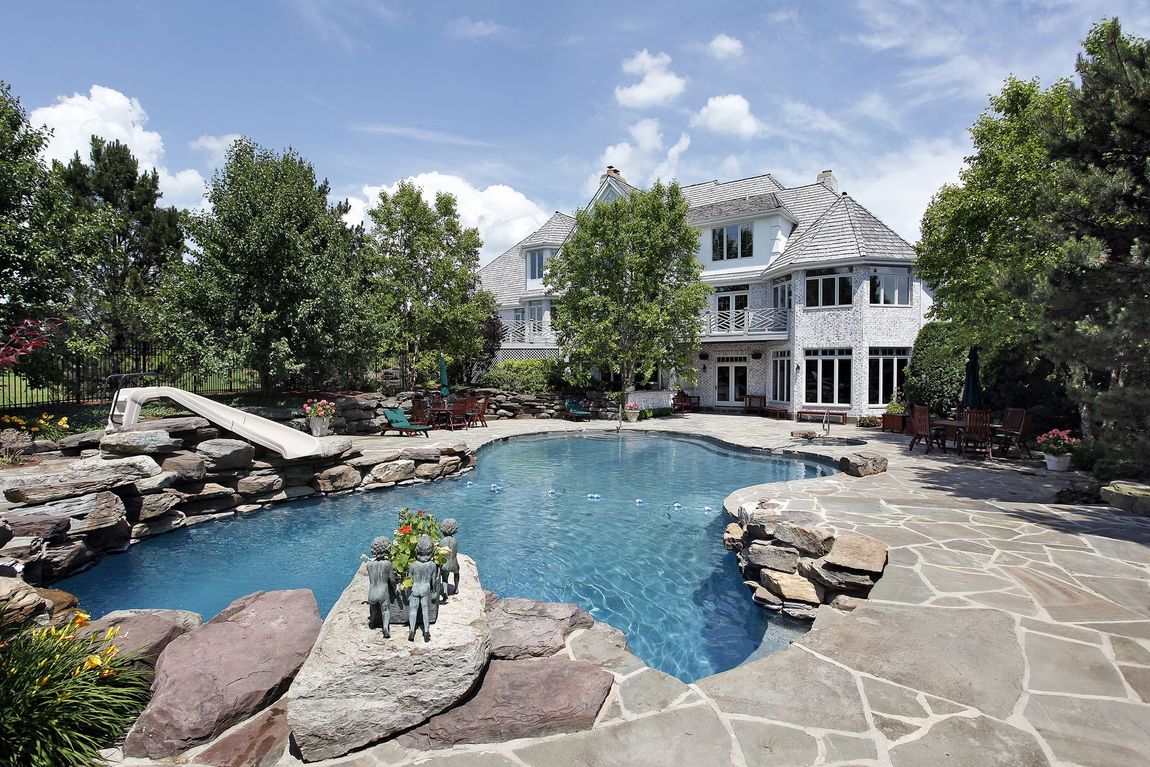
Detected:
left=417, top=510, right=426, bottom=516
left=399, top=524, right=412, bottom=535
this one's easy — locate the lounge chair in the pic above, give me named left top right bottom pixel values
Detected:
left=383, top=408, right=432, bottom=437
left=564, top=398, right=592, bottom=421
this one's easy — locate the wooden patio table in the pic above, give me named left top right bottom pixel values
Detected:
left=931, top=417, right=1007, bottom=454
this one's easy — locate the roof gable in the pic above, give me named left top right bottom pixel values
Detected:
left=478, top=211, right=574, bottom=306
left=770, top=194, right=915, bottom=272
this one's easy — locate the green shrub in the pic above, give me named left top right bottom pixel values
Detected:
left=856, top=415, right=882, bottom=427
left=480, top=359, right=559, bottom=393
left=903, top=322, right=966, bottom=416
left=0, top=610, right=152, bottom=767
left=638, top=407, right=674, bottom=420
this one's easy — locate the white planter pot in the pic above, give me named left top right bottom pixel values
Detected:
left=624, top=411, right=639, bottom=423
left=1043, top=453, right=1072, bottom=471
left=307, top=417, right=333, bottom=437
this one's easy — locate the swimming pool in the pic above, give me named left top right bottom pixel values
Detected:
left=61, top=432, right=833, bottom=681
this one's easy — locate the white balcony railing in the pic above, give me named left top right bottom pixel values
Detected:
left=501, top=319, right=557, bottom=345
left=700, top=308, right=788, bottom=338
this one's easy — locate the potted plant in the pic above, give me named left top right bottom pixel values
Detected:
left=881, top=393, right=908, bottom=433
left=1035, top=429, right=1080, bottom=471
left=623, top=400, right=640, bottom=423
left=381, top=508, right=450, bottom=619
left=302, top=398, right=336, bottom=436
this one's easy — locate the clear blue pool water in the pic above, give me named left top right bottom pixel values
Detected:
left=61, top=432, right=833, bottom=682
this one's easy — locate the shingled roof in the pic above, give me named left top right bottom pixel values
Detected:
left=478, top=211, right=574, bottom=307
left=680, top=173, right=786, bottom=207
left=769, top=193, right=915, bottom=273
left=685, top=192, right=795, bottom=226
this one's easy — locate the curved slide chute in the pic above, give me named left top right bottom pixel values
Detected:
left=108, top=386, right=326, bottom=459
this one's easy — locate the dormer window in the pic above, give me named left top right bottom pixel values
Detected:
left=526, top=248, right=553, bottom=281
left=711, top=224, right=753, bottom=261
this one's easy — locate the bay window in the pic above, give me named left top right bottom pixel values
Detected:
left=868, top=347, right=910, bottom=405
left=870, top=267, right=912, bottom=305
left=805, top=267, right=853, bottom=307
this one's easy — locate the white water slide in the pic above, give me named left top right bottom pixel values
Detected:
left=108, top=386, right=326, bottom=459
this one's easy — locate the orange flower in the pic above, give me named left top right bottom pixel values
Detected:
left=399, top=524, right=412, bottom=535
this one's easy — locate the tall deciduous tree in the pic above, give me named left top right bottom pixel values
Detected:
left=546, top=181, right=709, bottom=429
left=56, top=137, right=184, bottom=352
left=363, top=181, right=496, bottom=387
left=157, top=138, right=376, bottom=390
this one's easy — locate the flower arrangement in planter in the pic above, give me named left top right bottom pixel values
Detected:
left=881, top=393, right=908, bottom=433
left=387, top=507, right=449, bottom=589
left=623, top=400, right=640, bottom=422
left=302, top=398, right=336, bottom=436
left=1035, top=428, right=1081, bottom=471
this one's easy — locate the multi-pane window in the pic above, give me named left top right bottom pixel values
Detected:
left=805, top=267, right=853, bottom=307
left=868, top=347, right=910, bottom=405
left=772, top=351, right=791, bottom=402
left=771, top=278, right=792, bottom=309
left=526, top=248, right=553, bottom=280
left=804, top=348, right=852, bottom=405
left=711, top=223, right=754, bottom=261
left=870, top=267, right=912, bottom=305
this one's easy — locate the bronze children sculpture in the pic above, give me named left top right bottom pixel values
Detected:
left=439, top=518, right=460, bottom=600
left=366, top=536, right=396, bottom=638
left=408, top=534, right=441, bottom=642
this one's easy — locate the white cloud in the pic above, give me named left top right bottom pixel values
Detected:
left=343, top=172, right=550, bottom=265
left=189, top=133, right=242, bottom=167
left=447, top=17, right=508, bottom=39
left=30, top=84, right=206, bottom=209
left=353, top=124, right=498, bottom=147
left=691, top=94, right=763, bottom=139
left=853, top=91, right=902, bottom=130
left=584, top=118, right=691, bottom=193
left=614, top=50, right=687, bottom=108
left=706, top=34, right=744, bottom=60
left=779, top=99, right=851, bottom=139
left=719, top=154, right=742, bottom=177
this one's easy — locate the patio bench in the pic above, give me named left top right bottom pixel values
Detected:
left=796, top=409, right=847, bottom=424
left=744, top=395, right=767, bottom=416
left=765, top=406, right=790, bottom=419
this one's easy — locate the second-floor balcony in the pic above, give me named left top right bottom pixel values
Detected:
left=700, top=308, right=788, bottom=339
left=501, top=319, right=558, bottom=346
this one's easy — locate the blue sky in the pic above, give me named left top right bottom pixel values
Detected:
left=4, top=0, right=1148, bottom=263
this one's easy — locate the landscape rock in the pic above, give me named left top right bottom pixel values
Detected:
left=132, top=470, right=179, bottom=492
left=120, top=416, right=210, bottom=437
left=196, top=439, right=255, bottom=471
left=53, top=491, right=127, bottom=535
left=286, top=556, right=490, bottom=762
left=752, top=586, right=783, bottom=609
left=162, top=452, right=207, bottom=482
left=0, top=576, right=48, bottom=623
left=745, top=542, right=800, bottom=573
left=195, top=703, right=290, bottom=767
left=723, top=522, right=744, bottom=550
left=178, top=493, right=244, bottom=516
left=100, top=429, right=183, bottom=456
left=3, top=512, right=71, bottom=540
left=400, top=445, right=441, bottom=462
left=397, top=658, right=612, bottom=750
left=124, top=491, right=182, bottom=522
left=3, top=479, right=116, bottom=504
left=838, top=452, right=889, bottom=477
left=759, top=569, right=824, bottom=604
left=773, top=522, right=835, bottom=558
left=85, top=609, right=202, bottom=667
left=237, top=473, right=283, bottom=496
left=2, top=455, right=161, bottom=503
left=124, top=589, right=321, bottom=759
left=344, top=450, right=402, bottom=469
left=0, top=517, right=9, bottom=548
left=368, top=459, right=415, bottom=484
left=58, top=428, right=106, bottom=451
left=487, top=597, right=594, bottom=659
left=800, top=559, right=875, bottom=592
left=131, top=511, right=186, bottom=539
left=415, top=461, right=446, bottom=480
left=1100, top=481, right=1150, bottom=516
left=39, top=541, right=94, bottom=579
left=313, top=465, right=360, bottom=493
left=824, top=533, right=888, bottom=574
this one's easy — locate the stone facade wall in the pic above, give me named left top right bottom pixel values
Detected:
left=0, top=417, right=476, bottom=585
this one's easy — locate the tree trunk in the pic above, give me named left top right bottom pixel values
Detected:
left=1070, top=363, right=1095, bottom=441
left=618, top=360, right=634, bottom=432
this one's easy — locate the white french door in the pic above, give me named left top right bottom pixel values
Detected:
left=715, top=355, right=749, bottom=406
left=716, top=292, right=749, bottom=331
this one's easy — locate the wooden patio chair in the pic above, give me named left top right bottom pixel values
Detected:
left=410, top=398, right=433, bottom=427
left=446, top=398, right=471, bottom=430
left=992, top=408, right=1031, bottom=458
left=672, top=391, right=691, bottom=413
left=468, top=396, right=489, bottom=428
left=907, top=405, right=946, bottom=454
left=958, top=409, right=994, bottom=458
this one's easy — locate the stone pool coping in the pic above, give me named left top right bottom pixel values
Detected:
left=108, top=415, right=1149, bottom=766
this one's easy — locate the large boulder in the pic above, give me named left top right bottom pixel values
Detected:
left=487, top=597, right=594, bottom=660
left=367, top=459, right=415, bottom=484
left=195, top=703, right=290, bottom=767
left=196, top=439, right=255, bottom=472
left=397, top=658, right=613, bottom=750
left=837, top=452, right=889, bottom=477
left=0, top=576, right=48, bottom=623
left=824, top=533, right=887, bottom=574
left=84, top=609, right=203, bottom=667
left=124, top=589, right=321, bottom=759
left=162, top=452, right=207, bottom=482
left=2, top=454, right=161, bottom=503
left=0, top=517, right=10, bottom=548
left=100, top=429, right=183, bottom=456
left=312, top=465, right=360, bottom=493
left=286, top=556, right=491, bottom=762
left=2, top=512, right=70, bottom=541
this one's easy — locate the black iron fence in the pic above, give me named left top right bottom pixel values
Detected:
left=0, top=344, right=262, bottom=412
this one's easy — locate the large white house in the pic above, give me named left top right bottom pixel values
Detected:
left=477, top=167, right=931, bottom=421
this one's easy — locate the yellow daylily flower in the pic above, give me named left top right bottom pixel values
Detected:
left=73, top=611, right=90, bottom=628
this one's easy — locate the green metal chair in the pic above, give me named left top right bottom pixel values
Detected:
left=383, top=408, right=432, bottom=437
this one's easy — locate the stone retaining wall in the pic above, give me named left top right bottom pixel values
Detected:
left=0, top=417, right=475, bottom=585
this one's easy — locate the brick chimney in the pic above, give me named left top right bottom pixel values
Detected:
left=600, top=165, right=628, bottom=185
left=816, top=169, right=837, bottom=194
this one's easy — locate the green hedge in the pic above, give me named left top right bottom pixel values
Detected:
left=480, top=359, right=559, bottom=393
left=903, top=322, right=966, bottom=416
left=638, top=407, right=674, bottom=420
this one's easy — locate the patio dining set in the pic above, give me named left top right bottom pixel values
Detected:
left=906, top=404, right=1032, bottom=459
left=381, top=394, right=490, bottom=437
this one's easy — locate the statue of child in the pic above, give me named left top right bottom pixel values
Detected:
left=366, top=536, right=396, bottom=638
left=408, top=534, right=441, bottom=642
left=439, top=518, right=460, bottom=600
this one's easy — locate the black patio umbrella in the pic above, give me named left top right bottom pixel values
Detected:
left=961, top=346, right=983, bottom=409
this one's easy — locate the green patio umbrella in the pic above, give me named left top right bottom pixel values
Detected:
left=438, top=355, right=450, bottom=396
left=961, top=346, right=983, bottom=409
